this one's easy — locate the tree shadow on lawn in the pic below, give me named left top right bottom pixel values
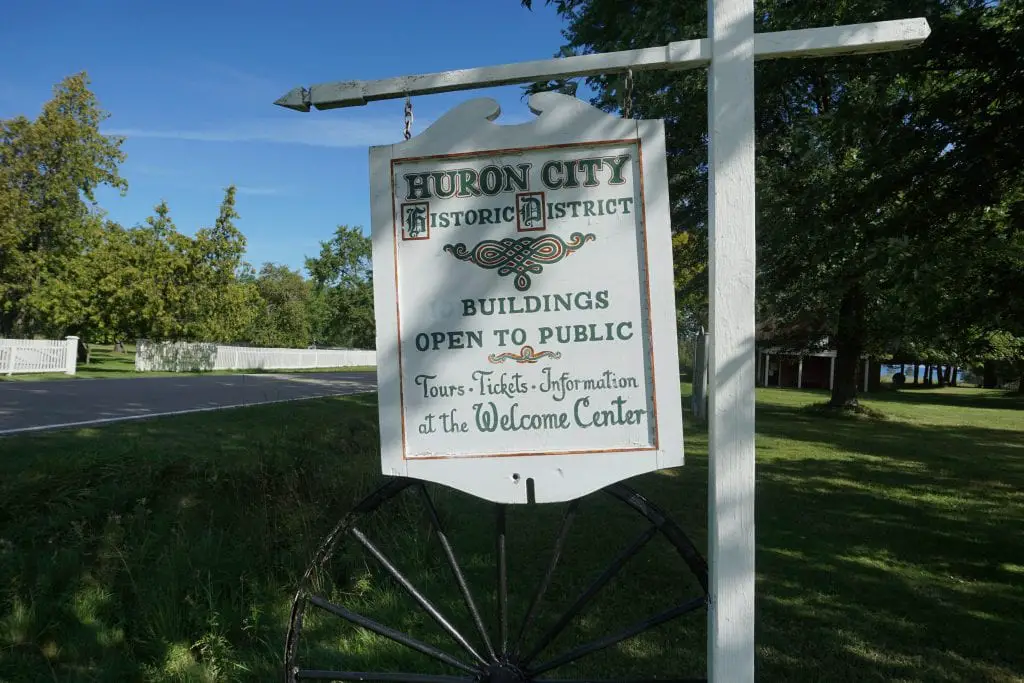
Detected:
left=865, top=386, right=1024, bottom=411
left=738, top=401, right=1024, bottom=682
left=4, top=392, right=1023, bottom=682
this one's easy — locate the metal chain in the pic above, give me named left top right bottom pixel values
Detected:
left=403, top=95, right=414, bottom=140
left=623, top=68, right=634, bottom=119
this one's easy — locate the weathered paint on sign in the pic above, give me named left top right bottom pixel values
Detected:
left=370, top=93, right=682, bottom=503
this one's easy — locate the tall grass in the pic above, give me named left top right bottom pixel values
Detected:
left=1, top=386, right=1022, bottom=681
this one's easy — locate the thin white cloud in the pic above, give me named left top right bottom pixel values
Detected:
left=196, top=61, right=281, bottom=95
left=118, top=163, right=292, bottom=197
left=176, top=60, right=286, bottom=104
left=105, top=117, right=410, bottom=149
left=130, top=163, right=184, bottom=178
left=105, top=104, right=542, bottom=150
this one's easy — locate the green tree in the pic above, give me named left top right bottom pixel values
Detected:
left=522, top=0, right=1024, bottom=406
left=75, top=198, right=259, bottom=346
left=54, top=204, right=189, bottom=344
left=305, top=225, right=375, bottom=349
left=0, top=72, right=126, bottom=337
left=248, top=263, right=313, bottom=348
left=183, top=186, right=254, bottom=342
left=80, top=220, right=156, bottom=343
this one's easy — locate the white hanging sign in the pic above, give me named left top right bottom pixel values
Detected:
left=369, top=93, right=682, bottom=503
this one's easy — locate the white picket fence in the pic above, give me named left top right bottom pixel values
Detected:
left=135, top=340, right=375, bottom=373
left=0, top=336, right=79, bottom=376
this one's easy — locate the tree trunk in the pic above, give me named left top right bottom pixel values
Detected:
left=913, top=363, right=920, bottom=384
left=868, top=360, right=882, bottom=392
left=77, top=338, right=91, bottom=365
left=983, top=360, right=998, bottom=388
left=829, top=285, right=865, bottom=408
left=936, top=364, right=948, bottom=388
left=951, top=365, right=958, bottom=387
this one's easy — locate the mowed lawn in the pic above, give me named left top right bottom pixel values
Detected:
left=0, top=385, right=1021, bottom=681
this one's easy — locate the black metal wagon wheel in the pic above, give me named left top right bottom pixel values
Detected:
left=285, top=477, right=709, bottom=683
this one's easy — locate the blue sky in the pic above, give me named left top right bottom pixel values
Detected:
left=0, top=0, right=583, bottom=275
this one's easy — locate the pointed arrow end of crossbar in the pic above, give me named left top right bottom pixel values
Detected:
left=907, top=16, right=932, bottom=43
left=275, top=86, right=311, bottom=113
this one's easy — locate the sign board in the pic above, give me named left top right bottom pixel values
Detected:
left=369, top=93, right=682, bottom=503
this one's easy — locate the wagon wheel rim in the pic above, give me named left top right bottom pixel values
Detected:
left=285, top=477, right=709, bottom=683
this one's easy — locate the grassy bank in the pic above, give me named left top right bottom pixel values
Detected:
left=1, top=387, right=1021, bottom=681
left=0, top=344, right=375, bottom=382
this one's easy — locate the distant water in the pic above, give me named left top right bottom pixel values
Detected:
left=883, top=364, right=966, bottom=383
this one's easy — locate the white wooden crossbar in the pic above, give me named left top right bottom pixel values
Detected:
left=275, top=18, right=929, bottom=112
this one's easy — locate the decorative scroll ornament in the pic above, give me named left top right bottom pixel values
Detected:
left=488, top=345, right=563, bottom=364
left=442, top=232, right=596, bottom=291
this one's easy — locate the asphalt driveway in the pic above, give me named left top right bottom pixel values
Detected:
left=0, top=372, right=377, bottom=435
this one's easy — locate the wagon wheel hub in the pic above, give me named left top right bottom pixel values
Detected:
left=482, top=662, right=527, bottom=683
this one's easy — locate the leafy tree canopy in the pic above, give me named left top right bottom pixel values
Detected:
left=522, top=0, right=1024, bottom=401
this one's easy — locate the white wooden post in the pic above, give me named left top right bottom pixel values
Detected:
left=829, top=355, right=836, bottom=390
left=64, top=336, right=79, bottom=375
left=5, top=345, right=15, bottom=376
left=707, top=0, right=756, bottom=679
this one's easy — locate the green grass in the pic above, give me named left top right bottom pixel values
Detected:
left=0, top=343, right=375, bottom=382
left=1, top=386, right=1022, bottom=681
left=752, top=386, right=1024, bottom=681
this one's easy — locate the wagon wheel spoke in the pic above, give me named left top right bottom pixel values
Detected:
left=535, top=679, right=706, bottom=683
left=603, top=483, right=709, bottom=593
left=419, top=483, right=497, bottom=660
left=496, top=503, right=509, bottom=655
left=286, top=478, right=709, bottom=682
left=285, top=477, right=418, bottom=681
left=527, top=596, right=707, bottom=677
left=512, top=499, right=580, bottom=658
left=348, top=525, right=487, bottom=666
left=295, top=671, right=475, bottom=683
left=306, top=594, right=477, bottom=674
left=520, top=523, right=659, bottom=667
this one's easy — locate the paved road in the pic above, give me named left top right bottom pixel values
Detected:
left=0, top=372, right=377, bottom=435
